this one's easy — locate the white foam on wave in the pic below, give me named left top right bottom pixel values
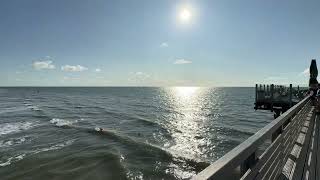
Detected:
left=0, top=139, right=75, bottom=167
left=32, top=139, right=75, bottom=154
left=0, top=122, right=34, bottom=136
left=0, top=154, right=26, bottom=167
left=50, top=118, right=78, bottom=127
left=0, top=136, right=27, bottom=148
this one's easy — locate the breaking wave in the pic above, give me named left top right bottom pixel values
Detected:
left=0, top=136, right=28, bottom=148
left=0, top=140, right=75, bottom=167
left=0, top=122, right=35, bottom=136
left=0, top=154, right=26, bottom=167
left=50, top=118, right=78, bottom=127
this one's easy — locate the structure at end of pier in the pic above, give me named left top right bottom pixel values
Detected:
left=254, top=84, right=307, bottom=118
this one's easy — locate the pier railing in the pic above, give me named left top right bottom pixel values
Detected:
left=193, top=94, right=312, bottom=180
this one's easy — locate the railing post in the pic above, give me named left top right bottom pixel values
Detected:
left=271, top=84, right=274, bottom=111
left=255, top=84, right=258, bottom=103
left=272, top=126, right=283, bottom=142
left=289, top=84, right=292, bottom=107
left=240, top=152, right=257, bottom=176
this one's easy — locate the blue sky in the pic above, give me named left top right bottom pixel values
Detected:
left=0, top=0, right=319, bottom=86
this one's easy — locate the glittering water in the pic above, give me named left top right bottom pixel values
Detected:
left=0, top=87, right=272, bottom=179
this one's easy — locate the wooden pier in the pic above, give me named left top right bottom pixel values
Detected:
left=254, top=84, right=306, bottom=118
left=193, top=94, right=319, bottom=180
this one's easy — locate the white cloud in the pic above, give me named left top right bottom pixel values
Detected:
left=95, top=68, right=101, bottom=72
left=32, top=61, right=55, bottom=70
left=61, top=65, right=88, bottom=72
left=300, top=68, right=309, bottom=77
left=62, top=76, right=80, bottom=81
left=129, top=72, right=151, bottom=82
left=174, top=59, right=192, bottom=65
left=160, top=42, right=168, bottom=48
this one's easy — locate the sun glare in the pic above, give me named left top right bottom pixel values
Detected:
left=179, top=9, right=191, bottom=23
left=174, top=87, right=199, bottom=98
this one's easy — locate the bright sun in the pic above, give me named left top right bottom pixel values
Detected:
left=179, top=9, right=191, bottom=23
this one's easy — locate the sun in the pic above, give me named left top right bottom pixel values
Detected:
left=179, top=9, right=191, bottom=23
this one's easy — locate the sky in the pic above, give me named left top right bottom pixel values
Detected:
left=0, top=0, right=320, bottom=87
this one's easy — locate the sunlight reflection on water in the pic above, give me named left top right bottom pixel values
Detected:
left=163, top=87, right=216, bottom=162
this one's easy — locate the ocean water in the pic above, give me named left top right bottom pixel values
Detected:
left=0, top=87, right=272, bottom=180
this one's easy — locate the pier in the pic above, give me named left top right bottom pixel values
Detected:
left=194, top=60, right=319, bottom=180
left=254, top=84, right=306, bottom=118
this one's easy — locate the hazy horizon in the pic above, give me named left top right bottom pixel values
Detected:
left=1, top=0, right=318, bottom=87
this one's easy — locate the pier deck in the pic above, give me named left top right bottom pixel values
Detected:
left=194, top=95, right=320, bottom=180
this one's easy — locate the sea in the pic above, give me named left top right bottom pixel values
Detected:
left=0, top=87, right=272, bottom=180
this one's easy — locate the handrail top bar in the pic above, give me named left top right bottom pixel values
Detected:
left=194, top=94, right=311, bottom=180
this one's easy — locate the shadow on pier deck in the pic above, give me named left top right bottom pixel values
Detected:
left=193, top=95, right=320, bottom=180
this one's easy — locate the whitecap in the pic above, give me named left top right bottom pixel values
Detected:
left=0, top=137, right=27, bottom=148
left=0, top=140, right=74, bottom=167
left=50, top=118, right=78, bottom=127
left=32, top=139, right=75, bottom=154
left=0, top=154, right=26, bottom=167
left=0, top=122, right=34, bottom=136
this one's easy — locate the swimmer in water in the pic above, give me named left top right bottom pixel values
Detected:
left=95, top=127, right=105, bottom=132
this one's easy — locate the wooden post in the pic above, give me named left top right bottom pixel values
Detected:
left=272, top=125, right=283, bottom=141
left=289, top=84, right=292, bottom=107
left=260, top=84, right=262, bottom=91
left=271, top=84, right=274, bottom=111
left=255, top=84, right=258, bottom=105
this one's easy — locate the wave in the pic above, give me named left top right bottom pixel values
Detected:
left=50, top=118, right=78, bottom=127
left=23, top=102, right=42, bottom=111
left=46, top=124, right=209, bottom=179
left=0, top=122, right=35, bottom=136
left=31, top=139, right=75, bottom=154
left=0, top=107, right=28, bottom=114
left=0, top=136, right=28, bottom=148
left=0, top=139, right=75, bottom=167
left=0, top=154, right=26, bottom=167
left=27, top=105, right=41, bottom=111
left=89, top=127, right=209, bottom=171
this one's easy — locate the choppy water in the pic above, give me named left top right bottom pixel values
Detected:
left=0, top=87, right=272, bottom=180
